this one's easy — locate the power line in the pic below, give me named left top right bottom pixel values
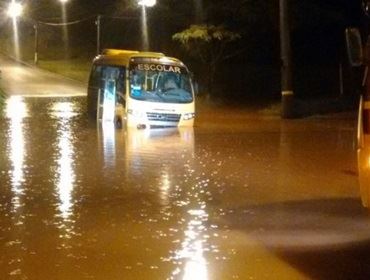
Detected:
left=37, top=15, right=96, bottom=26
left=36, top=14, right=138, bottom=27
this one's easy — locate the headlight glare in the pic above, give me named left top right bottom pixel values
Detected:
left=183, top=112, right=195, bottom=120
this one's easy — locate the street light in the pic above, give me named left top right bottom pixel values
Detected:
left=58, top=0, right=70, bottom=59
left=138, top=0, right=156, bottom=7
left=7, top=1, right=23, bottom=18
left=137, top=0, right=156, bottom=51
left=7, top=1, right=23, bottom=61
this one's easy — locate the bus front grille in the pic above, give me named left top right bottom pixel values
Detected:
left=147, top=112, right=181, bottom=122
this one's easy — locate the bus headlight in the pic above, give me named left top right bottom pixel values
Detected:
left=183, top=112, right=195, bottom=120
left=127, top=109, right=144, bottom=118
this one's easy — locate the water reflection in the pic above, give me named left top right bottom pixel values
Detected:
left=160, top=171, right=171, bottom=206
left=124, top=127, right=194, bottom=196
left=172, top=208, right=209, bottom=280
left=122, top=127, right=209, bottom=278
left=98, top=121, right=116, bottom=168
left=6, top=96, right=27, bottom=210
left=51, top=102, right=77, bottom=222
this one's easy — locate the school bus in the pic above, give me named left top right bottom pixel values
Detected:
left=87, top=49, right=196, bottom=128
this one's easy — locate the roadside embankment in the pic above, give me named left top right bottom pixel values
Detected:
left=35, top=59, right=91, bottom=83
left=0, top=87, right=6, bottom=111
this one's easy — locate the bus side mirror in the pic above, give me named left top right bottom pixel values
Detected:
left=345, top=28, right=363, bottom=67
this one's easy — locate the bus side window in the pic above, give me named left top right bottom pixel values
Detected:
left=89, top=65, right=102, bottom=88
left=116, top=67, right=126, bottom=106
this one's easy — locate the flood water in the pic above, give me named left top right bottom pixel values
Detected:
left=0, top=95, right=370, bottom=279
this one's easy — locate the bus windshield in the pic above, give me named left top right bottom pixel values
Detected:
left=129, top=62, right=193, bottom=104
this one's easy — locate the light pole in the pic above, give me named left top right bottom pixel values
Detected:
left=194, top=0, right=204, bottom=23
left=138, top=0, right=156, bottom=51
left=58, top=0, right=70, bottom=59
left=279, top=0, right=295, bottom=118
left=7, top=1, right=23, bottom=61
left=96, top=15, right=101, bottom=55
left=34, top=23, right=39, bottom=65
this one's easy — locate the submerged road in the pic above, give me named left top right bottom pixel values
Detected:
left=0, top=55, right=85, bottom=97
left=0, top=57, right=369, bottom=280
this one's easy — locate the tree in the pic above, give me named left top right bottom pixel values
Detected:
left=173, top=24, right=240, bottom=95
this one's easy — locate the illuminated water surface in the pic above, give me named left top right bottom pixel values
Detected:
left=0, top=96, right=368, bottom=279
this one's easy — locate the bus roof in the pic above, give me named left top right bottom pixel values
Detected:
left=93, top=49, right=184, bottom=67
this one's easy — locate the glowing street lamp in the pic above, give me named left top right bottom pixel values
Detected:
left=7, top=1, right=23, bottom=18
left=7, top=1, right=23, bottom=61
left=138, top=0, right=156, bottom=7
left=137, top=0, right=156, bottom=51
left=58, top=0, right=70, bottom=59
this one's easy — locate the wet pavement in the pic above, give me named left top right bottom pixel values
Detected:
left=1, top=60, right=370, bottom=279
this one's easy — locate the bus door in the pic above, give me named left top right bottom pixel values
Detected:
left=89, top=65, right=126, bottom=124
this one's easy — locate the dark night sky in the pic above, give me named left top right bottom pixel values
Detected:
left=15, top=0, right=368, bottom=98
left=22, top=0, right=368, bottom=60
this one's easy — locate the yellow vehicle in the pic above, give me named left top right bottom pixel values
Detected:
left=87, top=49, right=196, bottom=128
left=345, top=28, right=370, bottom=208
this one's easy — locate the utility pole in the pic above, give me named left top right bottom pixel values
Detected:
left=96, top=15, right=101, bottom=55
left=34, top=22, right=39, bottom=65
left=279, top=0, right=295, bottom=118
left=194, top=0, right=204, bottom=24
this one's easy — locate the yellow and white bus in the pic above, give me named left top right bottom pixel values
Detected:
left=87, top=49, right=196, bottom=128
